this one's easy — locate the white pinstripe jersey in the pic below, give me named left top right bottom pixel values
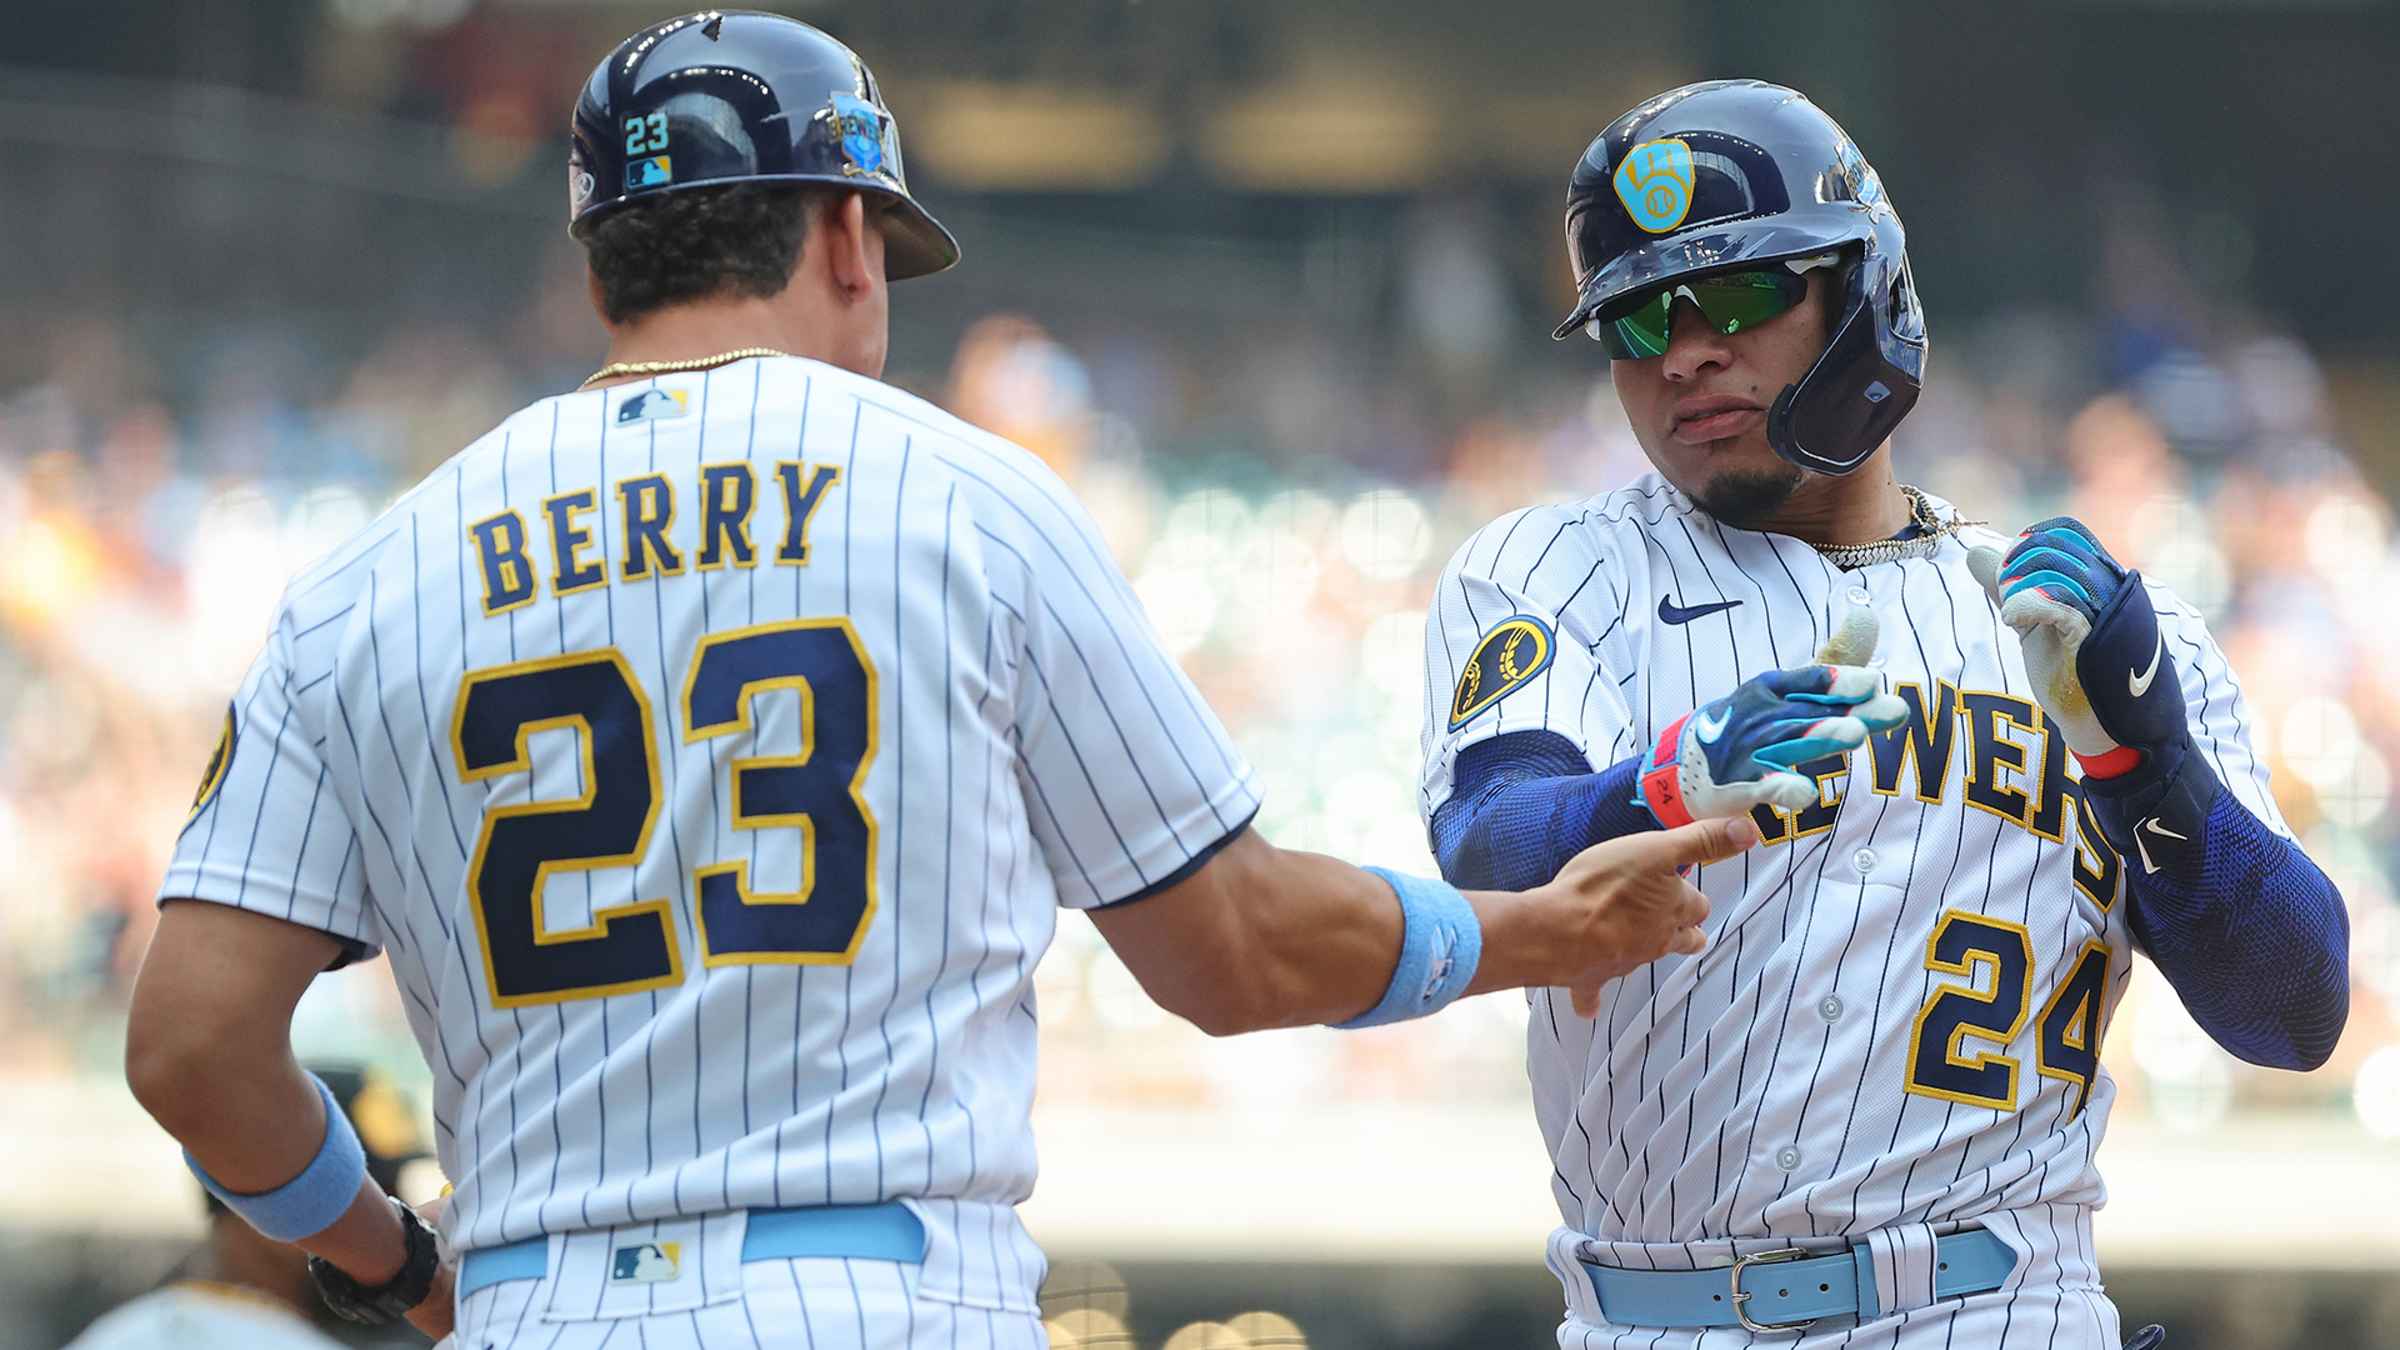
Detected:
left=1418, top=475, right=2283, bottom=1249
left=160, top=356, right=1260, bottom=1270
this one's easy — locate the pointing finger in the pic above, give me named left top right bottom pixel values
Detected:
left=1814, top=601, right=1880, bottom=666
left=1965, top=544, right=2006, bottom=605
left=1640, top=814, right=1760, bottom=870
left=1569, top=974, right=1606, bottom=1019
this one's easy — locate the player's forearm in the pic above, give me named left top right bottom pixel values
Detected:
left=2085, top=757, right=2350, bottom=1070
left=1432, top=732, right=1655, bottom=891
left=1208, top=849, right=1607, bottom=1029
left=1103, top=831, right=1555, bottom=1034
left=1211, top=842, right=1410, bottom=1032
left=126, top=902, right=413, bottom=1281
left=128, top=1030, right=412, bottom=1283
left=1094, top=830, right=1404, bottom=1035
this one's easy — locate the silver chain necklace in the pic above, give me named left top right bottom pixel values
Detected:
left=1811, top=485, right=1976, bottom=569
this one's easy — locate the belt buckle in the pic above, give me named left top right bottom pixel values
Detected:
left=1729, top=1246, right=1815, bottom=1335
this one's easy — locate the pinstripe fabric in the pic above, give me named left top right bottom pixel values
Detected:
left=159, top=356, right=1257, bottom=1334
left=1421, top=476, right=2278, bottom=1342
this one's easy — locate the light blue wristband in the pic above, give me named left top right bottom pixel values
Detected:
left=184, top=1074, right=368, bottom=1243
left=1333, top=867, right=1485, bottom=1029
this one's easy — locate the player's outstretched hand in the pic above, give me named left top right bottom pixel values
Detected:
left=1636, top=603, right=1906, bottom=828
left=1549, top=815, right=1761, bottom=1017
left=1966, top=518, right=2188, bottom=764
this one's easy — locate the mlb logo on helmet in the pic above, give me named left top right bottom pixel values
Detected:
left=618, top=388, right=690, bottom=424
left=610, top=1241, right=682, bottom=1283
left=1614, top=138, right=1695, bottom=234
left=627, top=155, right=673, bottom=192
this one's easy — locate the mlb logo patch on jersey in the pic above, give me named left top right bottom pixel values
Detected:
left=611, top=1241, right=681, bottom=1283
left=1449, top=614, right=1554, bottom=730
left=626, top=154, right=673, bottom=191
left=617, top=388, right=689, bottom=424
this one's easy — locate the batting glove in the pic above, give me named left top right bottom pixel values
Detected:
left=1965, top=517, right=2192, bottom=773
left=1637, top=603, right=1906, bottom=828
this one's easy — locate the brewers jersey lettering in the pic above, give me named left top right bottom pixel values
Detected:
left=1420, top=477, right=2281, bottom=1346
left=160, top=355, right=1260, bottom=1345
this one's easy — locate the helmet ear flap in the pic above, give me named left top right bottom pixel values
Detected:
left=1885, top=256, right=1926, bottom=345
left=1767, top=248, right=1924, bottom=476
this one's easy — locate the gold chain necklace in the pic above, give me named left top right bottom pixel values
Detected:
left=580, top=347, right=795, bottom=390
left=1811, top=485, right=1978, bottom=570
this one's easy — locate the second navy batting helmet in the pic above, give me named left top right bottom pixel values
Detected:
left=1555, top=80, right=1925, bottom=476
left=568, top=10, right=960, bottom=281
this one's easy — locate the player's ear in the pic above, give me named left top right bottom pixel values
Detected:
left=821, top=191, right=880, bottom=306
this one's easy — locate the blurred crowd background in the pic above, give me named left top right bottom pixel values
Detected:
left=5, top=1, right=2399, bottom=1347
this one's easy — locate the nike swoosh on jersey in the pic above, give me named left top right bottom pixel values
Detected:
left=1658, top=597, right=1742, bottom=625
left=2128, top=634, right=2163, bottom=697
left=2133, top=814, right=2188, bottom=874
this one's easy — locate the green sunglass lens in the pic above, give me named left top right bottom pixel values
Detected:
left=1592, top=269, right=1803, bottom=358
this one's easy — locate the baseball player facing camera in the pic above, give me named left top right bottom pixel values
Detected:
left=119, top=14, right=1762, bottom=1348
left=1420, top=80, right=2347, bottom=1347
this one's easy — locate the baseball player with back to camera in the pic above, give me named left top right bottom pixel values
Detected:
left=1421, top=81, right=2350, bottom=1347
left=117, top=13, right=1762, bottom=1348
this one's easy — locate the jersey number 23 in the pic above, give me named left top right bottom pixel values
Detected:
left=450, top=620, right=879, bottom=1008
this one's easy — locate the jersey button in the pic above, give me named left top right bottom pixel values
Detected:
left=1775, top=1145, right=1803, bottom=1172
left=1845, top=585, right=1873, bottom=607
left=1852, top=847, right=1878, bottom=875
left=1817, top=995, right=1844, bottom=1022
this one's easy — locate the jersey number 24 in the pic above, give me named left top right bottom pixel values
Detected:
left=1904, top=910, right=2112, bottom=1120
left=450, top=620, right=878, bottom=1008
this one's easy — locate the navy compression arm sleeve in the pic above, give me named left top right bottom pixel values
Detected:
left=2084, top=759, right=2350, bottom=1072
left=1430, top=731, right=1658, bottom=892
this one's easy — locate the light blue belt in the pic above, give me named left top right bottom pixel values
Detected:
left=1584, top=1227, right=2016, bottom=1334
left=457, top=1203, right=926, bottom=1303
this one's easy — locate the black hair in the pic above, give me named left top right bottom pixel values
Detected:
left=581, top=184, right=835, bottom=326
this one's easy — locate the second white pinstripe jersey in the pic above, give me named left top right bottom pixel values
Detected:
left=1419, top=475, right=2283, bottom=1250
left=159, top=356, right=1260, bottom=1281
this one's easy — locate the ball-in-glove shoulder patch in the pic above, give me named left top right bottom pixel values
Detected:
left=1449, top=615, right=1555, bottom=731
left=189, top=702, right=238, bottom=821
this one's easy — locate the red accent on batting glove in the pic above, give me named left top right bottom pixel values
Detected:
left=2075, top=745, right=2144, bottom=779
left=1640, top=713, right=1696, bottom=828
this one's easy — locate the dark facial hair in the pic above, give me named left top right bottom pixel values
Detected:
left=1692, top=463, right=1805, bottom=527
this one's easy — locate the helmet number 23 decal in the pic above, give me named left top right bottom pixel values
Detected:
left=624, top=112, right=669, bottom=155
left=1615, top=138, right=1695, bottom=235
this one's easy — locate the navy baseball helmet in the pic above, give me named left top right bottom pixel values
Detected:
left=568, top=10, right=960, bottom=281
left=1556, top=80, right=1925, bottom=476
